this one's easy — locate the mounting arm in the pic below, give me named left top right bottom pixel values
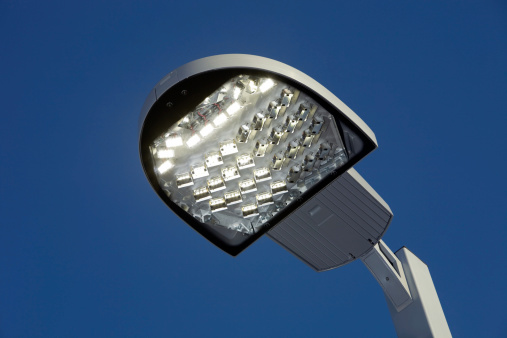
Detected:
left=361, top=240, right=452, bottom=337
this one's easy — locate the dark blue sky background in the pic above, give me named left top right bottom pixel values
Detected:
left=1, top=1, right=506, bottom=337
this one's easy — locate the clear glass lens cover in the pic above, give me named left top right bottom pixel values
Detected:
left=150, top=75, right=348, bottom=235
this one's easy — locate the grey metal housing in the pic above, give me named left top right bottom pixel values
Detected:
left=268, top=168, right=393, bottom=271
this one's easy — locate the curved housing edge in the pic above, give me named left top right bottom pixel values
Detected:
left=138, top=54, right=377, bottom=148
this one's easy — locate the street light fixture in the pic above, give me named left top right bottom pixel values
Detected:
left=139, top=55, right=451, bottom=337
left=139, top=54, right=379, bottom=256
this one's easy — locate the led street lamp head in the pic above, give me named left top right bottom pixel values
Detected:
left=139, top=54, right=377, bottom=256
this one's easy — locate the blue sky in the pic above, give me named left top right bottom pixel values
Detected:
left=1, top=1, right=506, bottom=337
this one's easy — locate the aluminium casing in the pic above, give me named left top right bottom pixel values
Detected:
left=268, top=168, right=393, bottom=271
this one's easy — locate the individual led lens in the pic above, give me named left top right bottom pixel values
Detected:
left=236, top=124, right=251, bottom=143
left=287, top=165, right=302, bottom=183
left=303, top=153, right=316, bottom=172
left=165, top=133, right=183, bottom=147
left=259, top=79, right=275, bottom=93
left=256, top=192, right=274, bottom=206
left=238, top=179, right=257, bottom=194
left=199, top=124, right=214, bottom=137
left=224, top=190, right=243, bottom=205
left=281, top=89, right=293, bottom=107
left=156, top=148, right=175, bottom=159
left=213, top=113, right=228, bottom=127
left=285, top=140, right=300, bottom=159
left=219, top=139, right=238, bottom=156
left=297, top=104, right=310, bottom=122
left=269, top=126, right=284, bottom=145
left=158, top=160, right=174, bottom=174
left=254, top=167, right=272, bottom=182
left=317, top=142, right=332, bottom=160
left=285, top=115, right=298, bottom=133
left=252, top=113, right=266, bottom=131
left=301, top=128, right=314, bottom=147
left=221, top=166, right=240, bottom=181
left=267, top=101, right=281, bottom=119
left=186, top=134, right=201, bottom=147
left=191, top=163, right=209, bottom=179
left=176, top=172, right=193, bottom=188
left=194, top=187, right=212, bottom=202
left=311, top=115, right=324, bottom=134
left=272, top=152, right=285, bottom=171
left=205, top=152, right=223, bottom=167
left=246, top=78, right=259, bottom=94
left=210, top=197, right=227, bottom=213
left=207, top=176, right=226, bottom=192
left=270, top=180, right=288, bottom=195
left=237, top=153, right=255, bottom=170
left=226, top=102, right=241, bottom=116
left=242, top=203, right=259, bottom=218
left=254, top=139, right=269, bottom=157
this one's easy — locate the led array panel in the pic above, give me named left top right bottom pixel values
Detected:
left=150, top=75, right=348, bottom=235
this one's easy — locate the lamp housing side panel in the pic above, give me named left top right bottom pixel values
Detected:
left=268, top=168, right=392, bottom=271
